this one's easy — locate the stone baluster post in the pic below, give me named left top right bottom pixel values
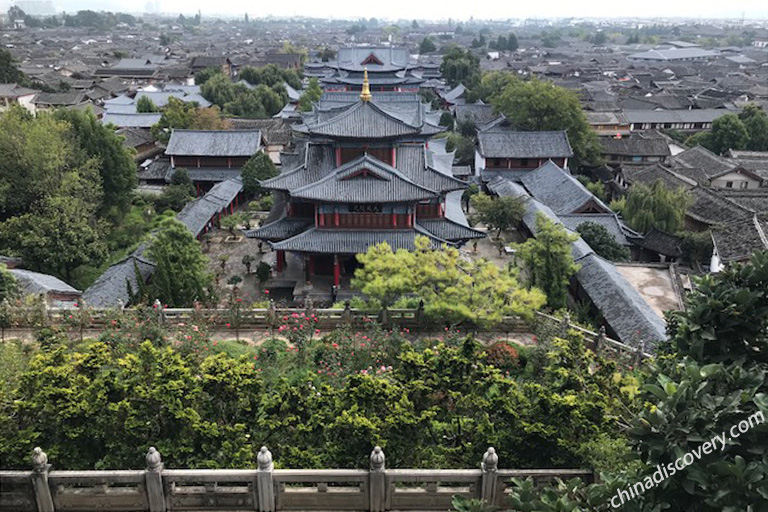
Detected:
left=560, top=313, right=571, bottom=337
left=31, top=447, right=54, bottom=512
left=369, top=446, right=386, bottom=512
left=256, top=446, right=275, bottom=512
left=154, top=299, right=165, bottom=325
left=379, top=306, right=389, bottom=327
left=343, top=300, right=352, bottom=324
left=145, top=447, right=165, bottom=512
left=595, top=326, right=606, bottom=353
left=480, top=447, right=498, bottom=505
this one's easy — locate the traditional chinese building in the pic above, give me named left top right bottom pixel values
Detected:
left=247, top=73, right=484, bottom=292
left=311, top=47, right=425, bottom=93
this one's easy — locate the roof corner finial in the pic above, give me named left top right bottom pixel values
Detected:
left=360, top=67, right=372, bottom=102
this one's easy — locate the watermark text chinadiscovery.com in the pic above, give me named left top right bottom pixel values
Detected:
left=610, top=410, right=765, bottom=508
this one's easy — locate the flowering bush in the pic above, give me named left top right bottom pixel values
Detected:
left=277, top=311, right=318, bottom=364
left=484, top=341, right=520, bottom=371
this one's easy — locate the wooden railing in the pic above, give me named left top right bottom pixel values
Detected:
left=0, top=447, right=594, bottom=512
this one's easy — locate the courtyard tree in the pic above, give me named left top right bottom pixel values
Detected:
left=352, top=236, right=545, bottom=326
left=298, top=78, right=322, bottom=112
left=576, top=222, right=630, bottom=261
left=135, top=95, right=158, bottom=112
left=147, top=218, right=215, bottom=307
left=470, top=192, right=526, bottom=238
left=491, top=76, right=602, bottom=168
left=623, top=180, right=690, bottom=234
left=709, top=113, right=749, bottom=155
left=55, top=108, right=137, bottom=215
left=241, top=152, right=279, bottom=197
left=515, top=213, right=579, bottom=310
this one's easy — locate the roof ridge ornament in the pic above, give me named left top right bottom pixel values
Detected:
left=360, top=68, right=372, bottom=102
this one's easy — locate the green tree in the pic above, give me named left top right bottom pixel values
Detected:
left=506, top=32, right=518, bottom=51
left=709, top=113, right=749, bottom=155
left=0, top=48, right=30, bottom=86
left=148, top=218, right=214, bottom=307
left=55, top=108, right=137, bottom=214
left=352, top=236, right=545, bottom=326
left=241, top=152, right=279, bottom=197
left=298, top=77, right=322, bottom=112
left=470, top=192, right=526, bottom=238
left=0, top=108, right=102, bottom=219
left=419, top=37, right=437, bottom=54
left=623, top=180, right=690, bottom=234
left=491, top=76, right=602, bottom=168
left=516, top=213, right=579, bottom=310
left=135, top=95, right=158, bottom=113
left=0, top=196, right=107, bottom=283
left=195, top=66, right=223, bottom=85
left=576, top=222, right=630, bottom=261
left=156, top=168, right=195, bottom=212
left=438, top=111, right=455, bottom=130
left=444, top=133, right=475, bottom=166
left=476, top=71, right=518, bottom=104
left=0, top=265, right=19, bottom=302
left=624, top=251, right=768, bottom=510
left=440, top=46, right=481, bottom=89
left=739, top=104, right=768, bottom=151
left=151, top=97, right=197, bottom=144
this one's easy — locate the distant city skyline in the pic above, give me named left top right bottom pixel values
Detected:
left=25, top=0, right=768, bottom=21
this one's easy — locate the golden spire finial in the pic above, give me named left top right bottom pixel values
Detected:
left=360, top=67, right=372, bottom=102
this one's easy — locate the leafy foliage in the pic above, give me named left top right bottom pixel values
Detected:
left=299, top=77, right=322, bottom=112
left=623, top=180, right=690, bottom=234
left=241, top=152, right=279, bottom=197
left=419, top=37, right=437, bottom=54
left=55, top=108, right=136, bottom=215
left=470, top=192, right=526, bottom=238
left=576, top=222, right=630, bottom=261
left=440, top=46, right=481, bottom=88
left=150, top=97, right=230, bottom=144
left=352, top=236, right=545, bottom=327
left=136, top=95, right=158, bottom=113
left=516, top=213, right=579, bottom=310
left=147, top=218, right=215, bottom=307
left=490, top=76, right=602, bottom=168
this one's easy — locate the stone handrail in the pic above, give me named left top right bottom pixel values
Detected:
left=534, top=311, right=652, bottom=361
left=0, top=447, right=594, bottom=512
left=0, top=304, right=530, bottom=333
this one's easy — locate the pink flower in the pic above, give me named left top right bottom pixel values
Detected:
left=226, top=323, right=231, bottom=328
left=212, top=341, right=218, bottom=346
left=264, top=289, right=270, bottom=294
left=315, top=329, right=320, bottom=334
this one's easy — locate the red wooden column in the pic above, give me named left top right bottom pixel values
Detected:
left=335, top=147, right=342, bottom=167
left=334, top=211, right=340, bottom=227
left=276, top=250, right=285, bottom=273
left=333, top=255, right=340, bottom=287
left=391, top=212, right=397, bottom=227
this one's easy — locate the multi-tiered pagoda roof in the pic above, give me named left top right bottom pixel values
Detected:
left=248, top=75, right=483, bottom=290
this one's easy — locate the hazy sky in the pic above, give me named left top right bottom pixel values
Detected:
left=56, top=0, right=768, bottom=21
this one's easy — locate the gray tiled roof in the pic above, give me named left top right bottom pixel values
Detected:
left=559, top=214, right=638, bottom=246
left=687, top=186, right=754, bottom=227
left=271, top=228, right=444, bottom=254
left=638, top=227, right=684, bottom=258
left=336, top=46, right=410, bottom=72
left=600, top=136, right=670, bottom=157
left=623, top=163, right=699, bottom=189
left=82, top=252, right=156, bottom=308
left=295, top=100, right=431, bottom=139
left=672, top=145, right=736, bottom=179
left=477, top=130, right=573, bottom=159
left=713, top=214, right=768, bottom=263
left=183, top=168, right=242, bottom=183
left=102, top=113, right=162, bottom=128
left=166, top=130, right=262, bottom=157
left=520, top=161, right=611, bottom=215
left=575, top=253, right=667, bottom=346
left=262, top=144, right=336, bottom=191
left=624, top=109, right=734, bottom=125
left=418, top=219, right=485, bottom=241
left=398, top=144, right=467, bottom=194
left=244, top=217, right=313, bottom=241
left=176, top=178, right=243, bottom=238
left=10, top=269, right=81, bottom=295
left=291, top=154, right=437, bottom=203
